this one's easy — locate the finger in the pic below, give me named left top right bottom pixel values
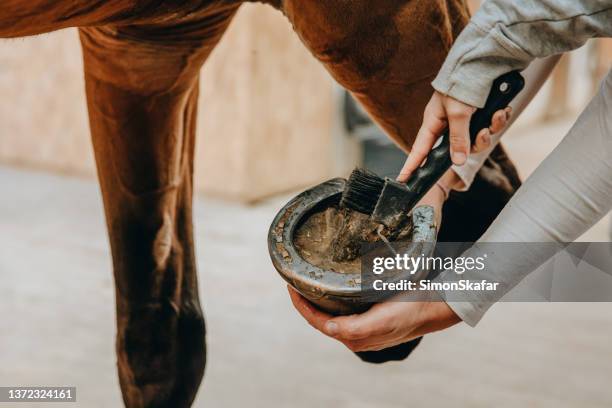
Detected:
left=287, top=286, right=332, bottom=333
left=490, top=106, right=514, bottom=134
left=472, top=128, right=491, bottom=153
left=446, top=102, right=473, bottom=165
left=324, top=303, right=395, bottom=341
left=323, top=314, right=374, bottom=340
left=489, top=109, right=508, bottom=134
left=505, top=106, right=513, bottom=122
left=398, top=120, right=445, bottom=182
left=398, top=103, right=447, bottom=183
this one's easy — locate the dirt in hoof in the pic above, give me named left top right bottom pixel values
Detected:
left=293, top=205, right=413, bottom=274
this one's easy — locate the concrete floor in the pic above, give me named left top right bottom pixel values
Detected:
left=1, top=117, right=611, bottom=407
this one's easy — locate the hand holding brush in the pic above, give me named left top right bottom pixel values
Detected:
left=340, top=71, right=525, bottom=228
left=398, top=84, right=514, bottom=182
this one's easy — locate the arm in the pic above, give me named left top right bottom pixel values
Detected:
left=442, top=71, right=612, bottom=325
left=402, top=0, right=612, bottom=174
left=433, top=0, right=612, bottom=107
left=411, top=55, right=561, bottom=193
left=288, top=70, right=612, bottom=343
left=401, top=0, right=612, bottom=325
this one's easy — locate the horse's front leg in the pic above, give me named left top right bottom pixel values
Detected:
left=78, top=9, right=237, bottom=407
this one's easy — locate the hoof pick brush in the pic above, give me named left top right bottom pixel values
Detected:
left=340, top=71, right=525, bottom=228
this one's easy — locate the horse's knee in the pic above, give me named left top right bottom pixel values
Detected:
left=79, top=27, right=198, bottom=95
left=78, top=3, right=238, bottom=95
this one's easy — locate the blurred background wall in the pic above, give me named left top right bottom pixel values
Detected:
left=0, top=4, right=358, bottom=203
left=0, top=1, right=610, bottom=202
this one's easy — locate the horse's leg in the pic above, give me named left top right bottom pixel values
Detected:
left=273, top=0, right=522, bottom=261
left=269, top=0, right=469, bottom=151
left=269, top=0, right=521, bottom=361
left=78, top=6, right=238, bottom=407
left=0, top=1, right=238, bottom=37
left=0, top=1, right=142, bottom=37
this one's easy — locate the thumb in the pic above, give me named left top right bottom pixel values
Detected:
left=398, top=108, right=447, bottom=183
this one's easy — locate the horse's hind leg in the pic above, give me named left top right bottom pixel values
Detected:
left=78, top=6, right=238, bottom=407
left=274, top=0, right=470, bottom=151
left=273, top=0, right=522, bottom=362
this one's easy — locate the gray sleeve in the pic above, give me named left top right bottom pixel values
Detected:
left=438, top=70, right=612, bottom=326
left=432, top=0, right=612, bottom=107
left=450, top=55, right=560, bottom=191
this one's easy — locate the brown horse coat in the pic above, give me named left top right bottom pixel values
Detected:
left=1, top=1, right=520, bottom=406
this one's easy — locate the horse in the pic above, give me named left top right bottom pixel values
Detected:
left=1, top=1, right=521, bottom=406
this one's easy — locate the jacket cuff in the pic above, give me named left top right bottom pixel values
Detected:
left=434, top=270, right=494, bottom=327
left=451, top=144, right=498, bottom=192
left=431, top=21, right=528, bottom=108
left=444, top=300, right=490, bottom=327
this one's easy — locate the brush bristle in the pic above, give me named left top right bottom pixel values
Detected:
left=340, top=168, right=385, bottom=215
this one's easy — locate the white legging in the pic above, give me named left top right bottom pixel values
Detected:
left=444, top=69, right=612, bottom=326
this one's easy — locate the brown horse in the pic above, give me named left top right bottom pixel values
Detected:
left=2, top=1, right=521, bottom=406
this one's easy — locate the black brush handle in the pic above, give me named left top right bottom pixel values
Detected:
left=403, top=71, right=525, bottom=203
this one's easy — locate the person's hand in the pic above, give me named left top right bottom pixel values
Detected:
left=405, top=168, right=464, bottom=230
left=412, top=177, right=445, bottom=229
left=399, top=91, right=512, bottom=179
left=288, top=287, right=461, bottom=352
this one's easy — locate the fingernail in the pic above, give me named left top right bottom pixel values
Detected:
left=325, top=321, right=338, bottom=335
left=483, top=131, right=491, bottom=144
left=452, top=152, right=466, bottom=164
